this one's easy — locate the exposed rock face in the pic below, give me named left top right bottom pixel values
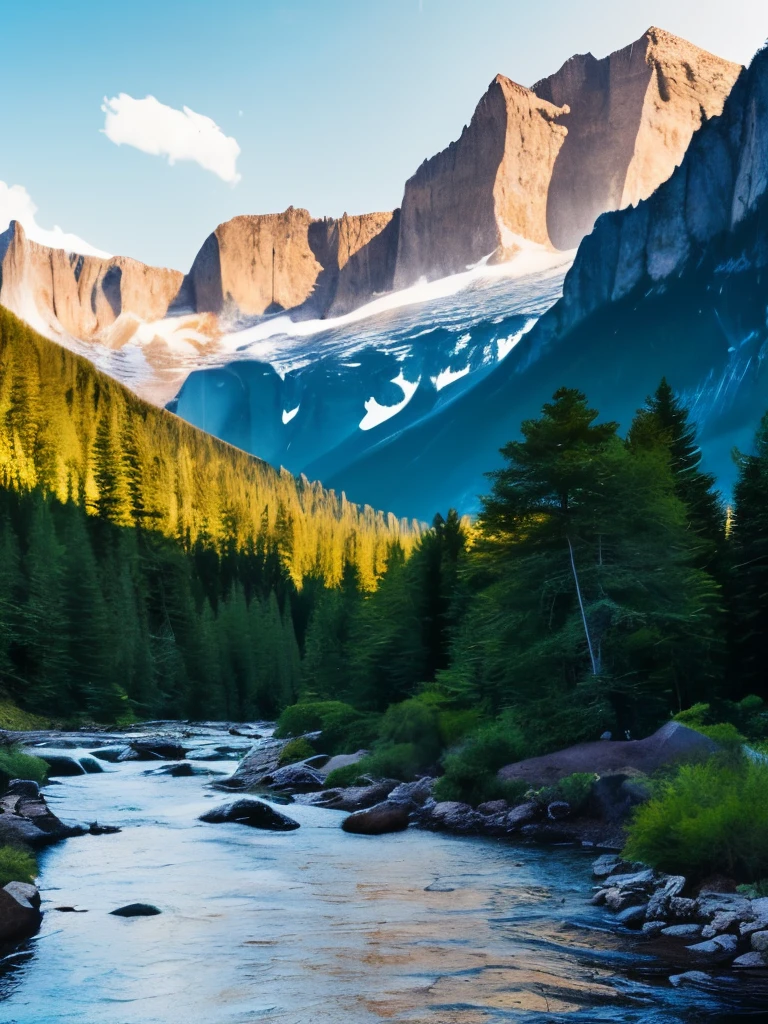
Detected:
left=533, top=27, right=741, bottom=248
left=394, top=77, right=568, bottom=288
left=179, top=207, right=399, bottom=320
left=0, top=220, right=183, bottom=341
left=199, top=798, right=300, bottom=831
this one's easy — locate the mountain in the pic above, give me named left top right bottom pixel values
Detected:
left=324, top=42, right=768, bottom=519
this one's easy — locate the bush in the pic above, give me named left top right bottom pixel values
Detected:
left=325, top=743, right=422, bottom=787
left=274, top=701, right=379, bottom=755
left=533, top=772, right=597, bottom=814
left=277, top=737, right=316, bottom=766
left=433, top=772, right=528, bottom=807
left=737, top=879, right=768, bottom=899
left=437, top=709, right=482, bottom=748
left=0, top=846, right=37, bottom=886
left=0, top=746, right=48, bottom=787
left=433, top=714, right=528, bottom=806
left=623, top=757, right=768, bottom=882
left=673, top=703, right=711, bottom=727
left=379, top=699, right=441, bottom=764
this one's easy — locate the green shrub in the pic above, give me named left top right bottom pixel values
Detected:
left=673, top=703, right=712, bottom=727
left=0, top=846, right=37, bottom=886
left=623, top=757, right=768, bottom=881
left=326, top=743, right=422, bottom=787
left=0, top=747, right=48, bottom=786
left=274, top=701, right=379, bottom=755
left=379, top=699, right=441, bottom=764
left=696, top=722, right=746, bottom=756
left=737, top=879, right=768, bottom=899
left=437, top=709, right=482, bottom=748
left=553, top=772, right=598, bottom=813
left=277, top=737, right=316, bottom=766
left=434, top=714, right=528, bottom=806
left=433, top=772, right=528, bottom=808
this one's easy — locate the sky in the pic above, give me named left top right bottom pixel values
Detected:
left=0, top=0, right=765, bottom=270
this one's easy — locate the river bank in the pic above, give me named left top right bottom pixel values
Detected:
left=1, top=723, right=767, bottom=1023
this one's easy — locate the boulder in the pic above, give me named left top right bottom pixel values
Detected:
left=477, top=799, right=509, bottom=816
left=110, top=904, right=161, bottom=917
left=0, top=788, right=85, bottom=847
left=0, top=884, right=42, bottom=942
left=695, top=892, right=751, bottom=922
left=617, top=904, right=647, bottom=928
left=126, top=738, right=187, bottom=761
left=646, top=876, right=686, bottom=920
left=342, top=801, right=410, bottom=835
left=588, top=773, right=651, bottom=822
left=661, top=924, right=702, bottom=938
left=199, top=799, right=300, bottom=831
left=592, top=854, right=624, bottom=879
left=499, top=722, right=719, bottom=788
left=6, top=780, right=40, bottom=799
left=547, top=801, right=571, bottom=820
left=504, top=801, right=541, bottom=830
left=3, top=882, right=40, bottom=910
left=701, top=910, right=741, bottom=938
left=642, top=921, right=667, bottom=937
left=258, top=763, right=325, bottom=794
left=387, top=778, right=434, bottom=808
left=90, top=747, right=130, bottom=763
left=299, top=780, right=398, bottom=812
left=752, top=931, right=768, bottom=953
left=686, top=934, right=739, bottom=957
left=669, top=971, right=712, bottom=987
left=79, top=756, right=103, bottom=774
left=220, top=739, right=287, bottom=789
left=669, top=897, right=698, bottom=920
left=733, top=952, right=767, bottom=968
left=427, top=801, right=478, bottom=832
left=37, top=754, right=85, bottom=777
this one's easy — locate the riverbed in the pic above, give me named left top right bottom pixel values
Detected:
left=0, top=727, right=766, bottom=1024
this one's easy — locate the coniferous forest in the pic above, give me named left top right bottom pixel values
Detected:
left=2, top=304, right=768, bottom=767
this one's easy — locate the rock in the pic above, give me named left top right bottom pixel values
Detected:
left=319, top=751, right=370, bottom=777
left=752, top=931, right=768, bottom=953
left=642, top=920, right=667, bottom=937
left=686, top=934, right=739, bottom=956
left=500, top=722, right=719, bottom=788
left=477, top=799, right=509, bottom=816
left=646, top=876, right=687, bottom=921
left=695, top=892, right=751, bottom=922
left=90, top=747, right=129, bottom=763
left=669, top=897, right=698, bottom=920
left=605, top=887, right=644, bottom=913
left=608, top=868, right=657, bottom=891
left=0, top=884, right=42, bottom=941
left=221, top=739, right=287, bottom=789
left=151, top=762, right=195, bottom=777
left=592, top=854, right=624, bottom=879
left=661, top=924, right=702, bottom=938
left=701, top=910, right=741, bottom=938
left=426, top=801, right=479, bottom=833
left=88, top=822, right=121, bottom=835
left=504, top=801, right=540, bottom=830
left=547, top=801, right=571, bottom=820
left=37, top=754, right=85, bottom=777
left=733, top=952, right=768, bottom=968
left=0, top=788, right=85, bottom=847
left=588, top=773, right=652, bottom=822
left=258, top=763, right=325, bottom=794
left=387, top=778, right=434, bottom=808
left=6, top=780, right=40, bottom=799
left=199, top=799, right=300, bottom=831
left=342, top=801, right=410, bottom=835
left=110, top=904, right=161, bottom=917
left=298, top=780, right=398, bottom=813
left=669, top=971, right=712, bottom=987
left=425, top=881, right=456, bottom=892
left=3, top=883, right=40, bottom=910
left=617, top=904, right=647, bottom=928
left=79, top=756, right=103, bottom=774
left=126, top=738, right=187, bottom=761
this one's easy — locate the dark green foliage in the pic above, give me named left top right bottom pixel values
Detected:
left=0, top=846, right=38, bottom=886
left=623, top=757, right=768, bottom=882
left=379, top=698, right=442, bottom=765
left=532, top=773, right=598, bottom=814
left=0, top=746, right=48, bottom=786
left=274, top=701, right=359, bottom=738
left=433, top=714, right=528, bottom=806
left=325, top=744, right=422, bottom=786
left=278, top=737, right=316, bottom=766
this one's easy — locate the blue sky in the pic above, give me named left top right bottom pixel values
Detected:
left=1, top=0, right=765, bottom=270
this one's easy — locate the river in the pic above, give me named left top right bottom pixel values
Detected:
left=0, top=726, right=766, bottom=1024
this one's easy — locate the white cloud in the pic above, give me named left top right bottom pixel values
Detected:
left=102, top=94, right=241, bottom=184
left=0, top=181, right=111, bottom=258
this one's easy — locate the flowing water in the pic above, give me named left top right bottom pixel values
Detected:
left=1, top=726, right=766, bottom=1024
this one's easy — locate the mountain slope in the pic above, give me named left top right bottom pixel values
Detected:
left=325, top=44, right=768, bottom=520
left=0, top=305, right=419, bottom=589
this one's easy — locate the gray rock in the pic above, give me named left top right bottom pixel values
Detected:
left=78, top=756, right=103, bottom=774
left=642, top=920, right=667, bottom=937
left=661, top=924, right=702, bottom=938
left=221, top=739, right=286, bottom=789
left=427, top=801, right=478, bottom=833
left=686, top=934, right=739, bottom=956
left=668, top=897, right=697, bottom=920
left=605, top=887, right=645, bottom=912
left=751, top=930, right=768, bottom=953
left=617, top=904, right=647, bottom=928
left=701, top=910, right=741, bottom=939
left=646, top=875, right=686, bottom=920
left=476, top=799, right=509, bottom=816
left=733, top=952, right=767, bottom=968
left=424, top=881, right=455, bottom=892
left=592, top=854, right=623, bottom=879
left=388, top=778, right=434, bottom=807
left=90, top=747, right=130, bottom=763
left=110, top=904, right=161, bottom=917
left=695, top=892, right=751, bottom=922
left=610, top=868, right=657, bottom=891
left=669, top=971, right=712, bottom=987
left=6, top=780, right=40, bottom=799
left=0, top=884, right=42, bottom=941
left=547, top=800, right=571, bottom=820
left=258, top=763, right=325, bottom=794
left=504, top=801, right=540, bottom=830
left=199, top=799, right=300, bottom=831
left=3, top=882, right=40, bottom=911
left=298, top=779, right=398, bottom=812
left=342, top=801, right=410, bottom=835
left=319, top=751, right=369, bottom=777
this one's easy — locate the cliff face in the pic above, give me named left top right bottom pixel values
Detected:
left=180, top=207, right=399, bottom=320
left=0, top=220, right=183, bottom=340
left=393, top=77, right=568, bottom=289
left=533, top=27, right=742, bottom=249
